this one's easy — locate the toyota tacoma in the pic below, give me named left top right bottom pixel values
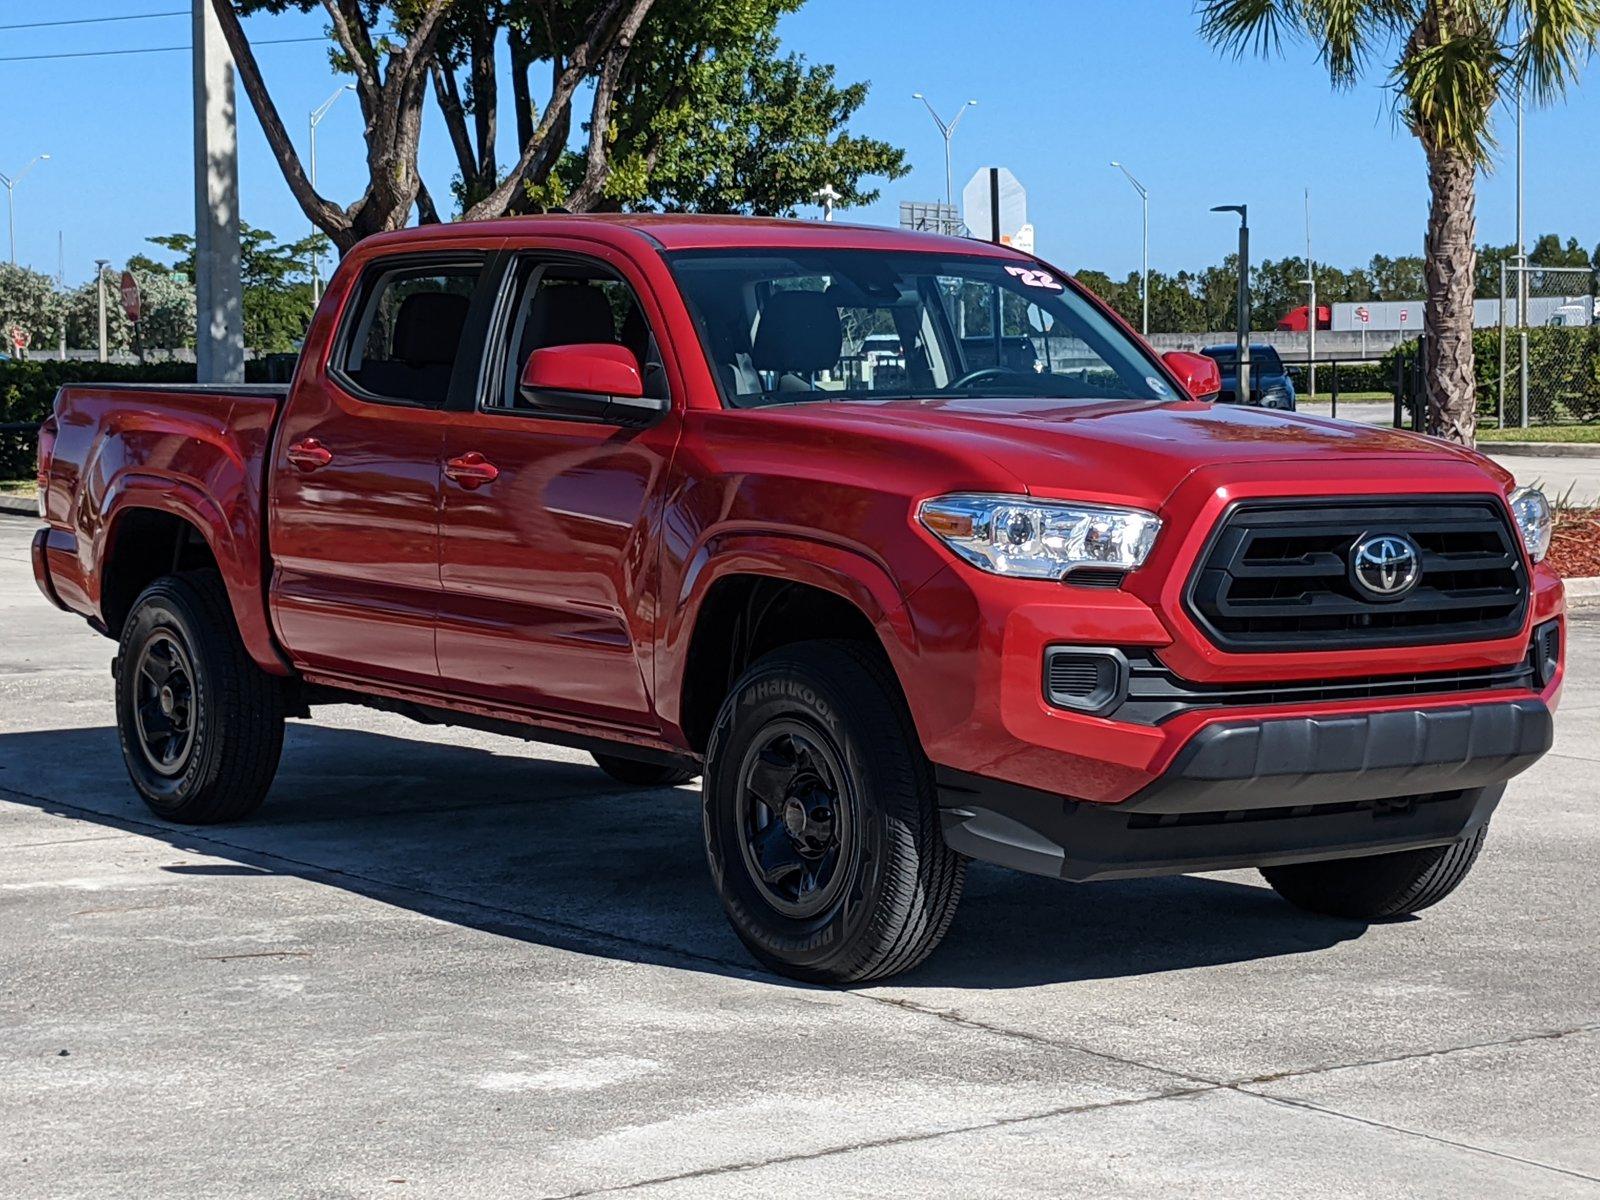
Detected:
left=31, top=215, right=1562, bottom=982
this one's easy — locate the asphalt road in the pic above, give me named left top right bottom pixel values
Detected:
left=2, top=512, right=1598, bottom=1199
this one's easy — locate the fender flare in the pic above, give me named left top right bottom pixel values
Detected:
left=657, top=529, right=921, bottom=737
left=96, top=474, right=290, bottom=675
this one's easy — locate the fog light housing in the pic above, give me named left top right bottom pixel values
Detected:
left=1533, top=619, right=1561, bottom=688
left=1043, top=648, right=1128, bottom=716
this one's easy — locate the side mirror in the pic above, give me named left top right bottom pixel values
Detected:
left=518, top=343, right=667, bottom=424
left=1162, top=351, right=1223, bottom=401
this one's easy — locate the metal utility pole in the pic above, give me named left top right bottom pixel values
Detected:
left=1303, top=187, right=1316, bottom=398
left=1110, top=162, right=1150, bottom=336
left=57, top=231, right=67, bottom=358
left=1212, top=205, right=1251, bottom=403
left=0, top=154, right=50, bottom=266
left=94, top=259, right=111, bottom=363
left=1515, top=78, right=1526, bottom=327
left=193, top=0, right=245, bottom=383
left=309, top=84, right=352, bottom=305
left=911, top=93, right=977, bottom=213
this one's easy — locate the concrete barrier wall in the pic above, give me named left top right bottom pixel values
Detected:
left=1146, top=330, right=1406, bottom=363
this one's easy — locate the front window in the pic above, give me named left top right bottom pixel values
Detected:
left=667, top=249, right=1174, bottom=408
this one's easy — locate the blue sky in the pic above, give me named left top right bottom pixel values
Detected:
left=2, top=0, right=1596, bottom=286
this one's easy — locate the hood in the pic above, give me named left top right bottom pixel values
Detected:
left=756, top=396, right=1507, bottom=510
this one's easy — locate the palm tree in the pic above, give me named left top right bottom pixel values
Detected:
left=1198, top=1, right=1600, bottom=446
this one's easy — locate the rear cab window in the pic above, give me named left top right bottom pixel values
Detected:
left=335, top=259, right=484, bottom=406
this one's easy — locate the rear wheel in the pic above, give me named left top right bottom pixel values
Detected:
left=114, top=572, right=285, bottom=824
left=703, top=640, right=964, bottom=984
left=1261, top=827, right=1488, bottom=920
left=592, top=753, right=698, bottom=788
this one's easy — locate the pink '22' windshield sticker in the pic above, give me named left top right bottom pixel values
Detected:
left=1003, top=265, right=1063, bottom=291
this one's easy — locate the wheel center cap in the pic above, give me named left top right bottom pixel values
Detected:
left=782, top=797, right=808, bottom=839
left=159, top=686, right=176, bottom=716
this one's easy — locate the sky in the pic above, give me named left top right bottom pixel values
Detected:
left=1, top=1, right=1596, bottom=287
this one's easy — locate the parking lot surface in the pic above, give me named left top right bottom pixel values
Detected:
left=2, top=512, right=1598, bottom=1199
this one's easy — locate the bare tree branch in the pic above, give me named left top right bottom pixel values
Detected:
left=209, top=0, right=349, bottom=241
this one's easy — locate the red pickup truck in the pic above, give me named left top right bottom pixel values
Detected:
left=32, top=215, right=1562, bottom=983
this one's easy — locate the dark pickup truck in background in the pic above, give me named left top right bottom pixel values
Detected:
left=32, top=215, right=1562, bottom=983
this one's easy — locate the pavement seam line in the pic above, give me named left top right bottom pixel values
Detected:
left=534, top=1084, right=1223, bottom=1199
left=1231, top=1021, right=1600, bottom=1087
left=1237, top=1090, right=1600, bottom=1186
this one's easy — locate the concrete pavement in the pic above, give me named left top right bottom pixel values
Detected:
left=1, top=512, right=1597, bottom=1198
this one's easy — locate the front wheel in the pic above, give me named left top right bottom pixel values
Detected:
left=703, top=640, right=964, bottom=984
left=115, top=572, right=286, bottom=824
left=1261, top=826, right=1488, bottom=920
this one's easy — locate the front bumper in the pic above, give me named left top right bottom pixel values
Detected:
left=937, top=697, right=1550, bottom=881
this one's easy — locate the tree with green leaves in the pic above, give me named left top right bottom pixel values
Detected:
left=0, top=264, right=63, bottom=355
left=144, top=223, right=326, bottom=352
left=214, top=0, right=660, bottom=249
left=1200, top=0, right=1600, bottom=445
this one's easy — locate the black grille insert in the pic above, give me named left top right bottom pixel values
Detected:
left=1118, top=649, right=1537, bottom=725
left=1186, top=497, right=1527, bottom=651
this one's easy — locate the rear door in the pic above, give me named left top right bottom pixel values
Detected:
left=269, top=252, right=494, bottom=688
left=433, top=246, right=681, bottom=730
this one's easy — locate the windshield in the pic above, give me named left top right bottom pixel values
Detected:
left=666, top=248, right=1175, bottom=408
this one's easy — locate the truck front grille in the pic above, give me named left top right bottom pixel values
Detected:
left=1186, top=497, right=1527, bottom=652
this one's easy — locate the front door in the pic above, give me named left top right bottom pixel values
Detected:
left=269, top=254, right=489, bottom=688
left=434, top=251, right=679, bottom=732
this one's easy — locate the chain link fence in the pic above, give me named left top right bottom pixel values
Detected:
left=1498, top=264, right=1600, bottom=427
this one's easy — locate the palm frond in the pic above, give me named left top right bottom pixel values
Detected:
left=1395, top=17, right=1504, bottom=159
left=1508, top=0, right=1600, bottom=106
left=1196, top=0, right=1302, bottom=58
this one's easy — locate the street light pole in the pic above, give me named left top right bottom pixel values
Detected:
left=309, top=84, right=353, bottom=306
left=1515, top=79, right=1526, bottom=328
left=1303, top=187, right=1316, bottom=399
left=1110, top=161, right=1150, bottom=336
left=911, top=93, right=977, bottom=223
left=94, top=259, right=111, bottom=363
left=1212, top=205, right=1250, bottom=403
left=0, top=154, right=51, bottom=266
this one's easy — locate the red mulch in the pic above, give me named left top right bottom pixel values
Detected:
left=1547, top=507, right=1600, bottom=578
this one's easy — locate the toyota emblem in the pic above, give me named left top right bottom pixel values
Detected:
left=1350, top=533, right=1421, bottom=600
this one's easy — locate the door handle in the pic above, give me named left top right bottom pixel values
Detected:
left=286, top=438, right=333, bottom=471
left=445, top=451, right=500, bottom=489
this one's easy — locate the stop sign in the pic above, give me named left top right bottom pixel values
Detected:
left=120, top=271, right=142, bottom=323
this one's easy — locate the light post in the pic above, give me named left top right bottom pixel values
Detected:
left=1110, top=161, right=1149, bottom=336
left=911, top=93, right=976, bottom=221
left=0, top=153, right=50, bottom=266
left=309, top=84, right=353, bottom=305
left=94, top=259, right=111, bottom=363
left=1212, top=204, right=1251, bottom=404
left=1302, top=187, right=1316, bottom=399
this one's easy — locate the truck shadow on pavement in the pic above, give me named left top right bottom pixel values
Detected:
left=0, top=723, right=1370, bottom=989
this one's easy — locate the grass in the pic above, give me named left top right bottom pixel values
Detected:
left=1476, top=424, right=1600, bottom=444
left=0, top=479, right=37, bottom=496
left=1299, top=390, right=1394, bottom=405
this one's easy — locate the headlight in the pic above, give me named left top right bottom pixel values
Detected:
left=1509, top=486, right=1552, bottom=563
left=918, top=494, right=1161, bottom=579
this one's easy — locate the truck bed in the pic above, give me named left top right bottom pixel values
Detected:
left=36, top=380, right=291, bottom=672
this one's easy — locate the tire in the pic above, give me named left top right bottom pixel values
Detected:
left=1261, top=826, right=1488, bottom=920
left=702, top=640, right=965, bottom=984
left=114, top=571, right=286, bottom=824
left=592, top=753, right=698, bottom=788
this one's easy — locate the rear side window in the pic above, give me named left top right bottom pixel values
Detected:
left=339, top=262, right=481, bottom=405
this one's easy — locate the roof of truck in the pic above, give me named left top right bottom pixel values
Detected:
left=360, top=212, right=1034, bottom=258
